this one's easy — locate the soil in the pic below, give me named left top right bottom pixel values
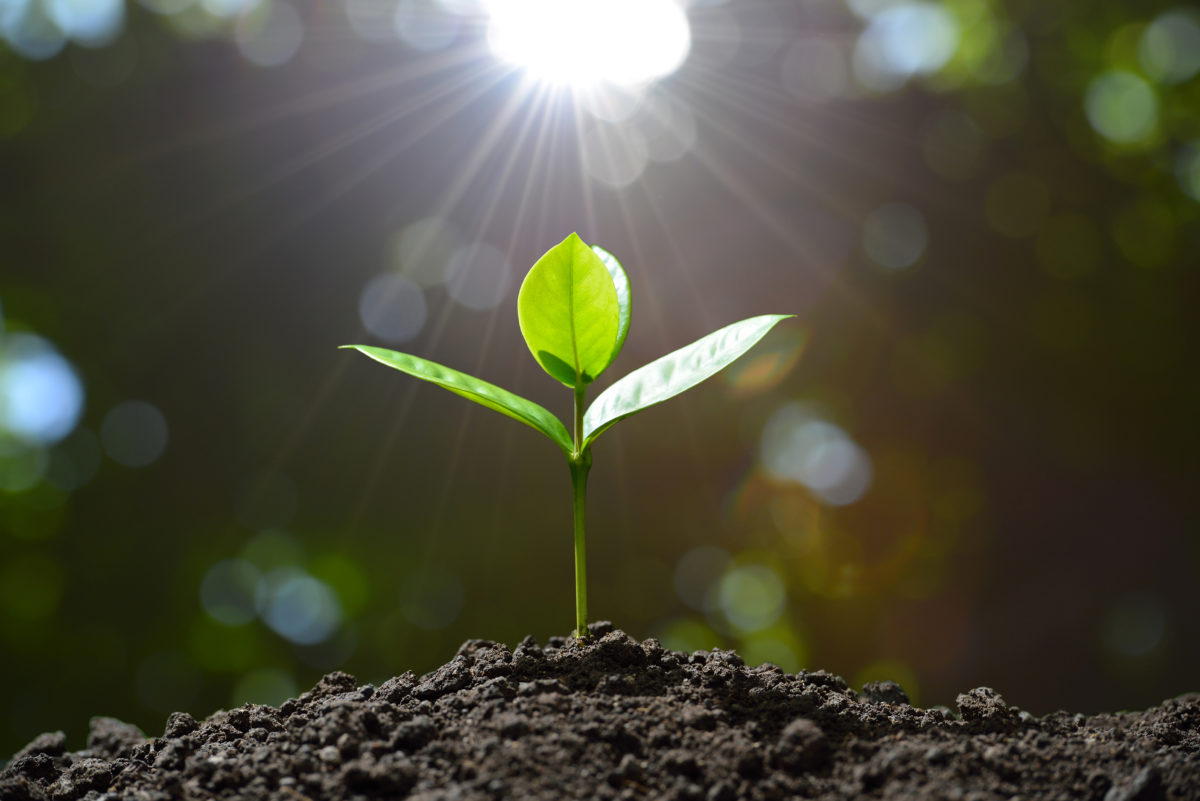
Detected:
left=3, top=623, right=1198, bottom=801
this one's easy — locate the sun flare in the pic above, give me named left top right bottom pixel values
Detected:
left=484, top=0, right=692, bottom=89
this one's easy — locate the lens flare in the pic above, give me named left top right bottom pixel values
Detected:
left=485, top=0, right=691, bottom=88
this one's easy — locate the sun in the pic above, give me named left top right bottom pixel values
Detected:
left=484, top=0, right=692, bottom=89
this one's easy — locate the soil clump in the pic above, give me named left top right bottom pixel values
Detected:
left=3, top=623, right=1198, bottom=800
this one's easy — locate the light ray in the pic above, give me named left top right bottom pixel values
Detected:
left=346, top=83, right=580, bottom=543
left=342, top=84, right=560, bottom=531
left=480, top=92, right=577, bottom=546
left=122, top=59, right=513, bottom=354
left=103, top=46, right=492, bottom=171
left=131, top=58, right=504, bottom=261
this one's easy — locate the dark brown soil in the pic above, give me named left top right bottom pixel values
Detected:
left=3, top=624, right=1198, bottom=801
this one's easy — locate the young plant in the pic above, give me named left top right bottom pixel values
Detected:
left=343, top=233, right=790, bottom=639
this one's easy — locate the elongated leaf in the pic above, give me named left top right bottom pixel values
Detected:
left=582, top=315, right=792, bottom=447
left=342, top=345, right=572, bottom=455
left=517, top=233, right=620, bottom=387
left=592, top=245, right=631, bottom=367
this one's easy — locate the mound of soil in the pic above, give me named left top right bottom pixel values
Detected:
left=3, top=623, right=1198, bottom=801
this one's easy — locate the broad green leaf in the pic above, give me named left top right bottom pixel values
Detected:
left=518, top=233, right=620, bottom=388
left=582, top=314, right=793, bottom=447
left=592, top=245, right=631, bottom=366
left=342, top=345, right=572, bottom=455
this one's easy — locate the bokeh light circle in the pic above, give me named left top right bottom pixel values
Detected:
left=760, top=403, right=873, bottom=506
left=1, top=0, right=68, bottom=60
left=0, top=334, right=85, bottom=446
left=345, top=0, right=397, bottom=42
left=256, top=567, right=343, bottom=645
left=1138, top=10, right=1200, bottom=85
left=200, top=559, right=262, bottom=626
left=862, top=202, right=928, bottom=270
left=445, top=242, right=513, bottom=309
left=853, top=2, right=959, bottom=92
left=394, top=0, right=459, bottom=51
left=358, top=273, right=428, bottom=343
left=581, top=123, right=649, bottom=187
left=46, top=0, right=124, bottom=46
left=638, top=92, right=697, bottom=163
left=232, top=667, right=297, bottom=707
left=236, top=0, right=304, bottom=67
left=204, top=0, right=263, bottom=20
left=717, top=564, right=786, bottom=633
left=393, top=217, right=459, bottom=286
left=1084, top=70, right=1158, bottom=146
left=100, top=400, right=168, bottom=468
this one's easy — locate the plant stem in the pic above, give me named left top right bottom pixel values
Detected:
left=569, top=456, right=590, bottom=640
left=570, top=384, right=591, bottom=640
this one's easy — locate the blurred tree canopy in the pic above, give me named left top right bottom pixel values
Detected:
left=2, top=0, right=1198, bottom=759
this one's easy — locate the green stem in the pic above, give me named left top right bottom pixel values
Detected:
left=570, top=384, right=591, bottom=640
left=573, top=383, right=585, bottom=454
left=569, top=456, right=590, bottom=640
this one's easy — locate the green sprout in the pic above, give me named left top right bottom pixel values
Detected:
left=343, top=233, right=790, bottom=639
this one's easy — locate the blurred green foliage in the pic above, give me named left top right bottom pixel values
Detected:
left=2, top=0, right=1199, bottom=759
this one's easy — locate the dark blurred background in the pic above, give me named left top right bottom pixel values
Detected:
left=2, top=0, right=1198, bottom=758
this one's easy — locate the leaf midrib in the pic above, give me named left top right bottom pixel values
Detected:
left=569, top=254, right=581, bottom=383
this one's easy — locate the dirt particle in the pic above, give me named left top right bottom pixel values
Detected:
left=661, top=749, right=702, bottom=779
left=51, top=758, right=114, bottom=800
left=413, top=657, right=472, bottom=701
left=861, top=680, right=911, bottom=706
left=376, top=672, right=415, bottom=704
left=162, top=712, right=198, bottom=739
left=587, top=621, right=616, bottom=638
left=391, top=716, right=437, bottom=752
left=8, top=752, right=59, bottom=782
left=494, top=713, right=531, bottom=740
left=772, top=718, right=828, bottom=774
left=594, top=631, right=647, bottom=668
left=682, top=705, right=717, bottom=731
left=802, top=670, right=849, bottom=691
left=957, top=687, right=1023, bottom=732
left=86, top=718, right=146, bottom=760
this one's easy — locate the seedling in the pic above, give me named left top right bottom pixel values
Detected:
left=344, top=233, right=790, bottom=639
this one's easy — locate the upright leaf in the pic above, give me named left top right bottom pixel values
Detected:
left=342, top=345, right=572, bottom=455
left=582, top=314, right=792, bottom=447
left=517, top=233, right=620, bottom=387
left=592, top=245, right=631, bottom=366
